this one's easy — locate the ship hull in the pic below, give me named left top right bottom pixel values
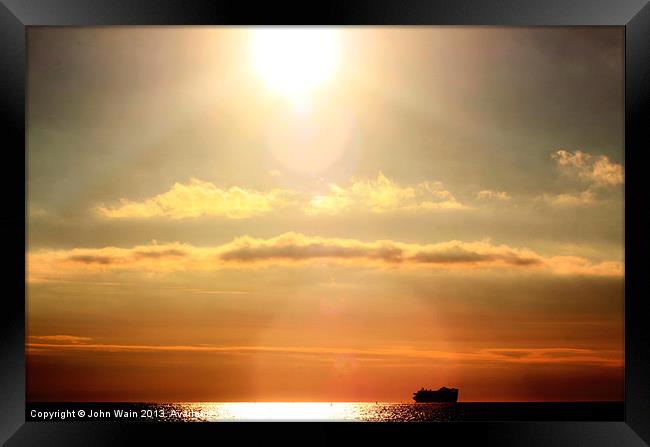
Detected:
left=413, top=395, right=458, bottom=403
left=412, top=388, right=458, bottom=403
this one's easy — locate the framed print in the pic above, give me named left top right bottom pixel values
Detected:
left=1, top=0, right=649, bottom=445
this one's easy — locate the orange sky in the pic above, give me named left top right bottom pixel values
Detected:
left=27, top=27, right=623, bottom=402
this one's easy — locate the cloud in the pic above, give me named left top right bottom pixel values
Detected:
left=217, top=233, right=543, bottom=267
left=29, top=335, right=92, bottom=344
left=28, top=205, right=68, bottom=224
left=27, top=242, right=204, bottom=280
left=538, top=190, right=596, bottom=206
left=162, top=287, right=249, bottom=295
left=476, top=190, right=511, bottom=201
left=539, top=149, right=623, bottom=206
left=95, top=174, right=467, bottom=219
left=28, top=206, right=51, bottom=219
left=305, top=172, right=466, bottom=215
left=96, top=178, right=295, bottom=219
left=67, top=255, right=115, bottom=265
left=133, top=248, right=188, bottom=259
left=26, top=341, right=621, bottom=367
left=552, top=149, right=623, bottom=187
left=546, top=256, right=624, bottom=277
left=218, top=233, right=405, bottom=264
left=66, top=248, right=187, bottom=265
left=27, top=232, right=622, bottom=281
left=409, top=249, right=540, bottom=266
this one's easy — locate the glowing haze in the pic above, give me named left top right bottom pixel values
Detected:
left=27, top=27, right=623, bottom=403
left=251, top=28, right=340, bottom=109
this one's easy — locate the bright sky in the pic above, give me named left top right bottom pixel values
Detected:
left=27, top=27, right=624, bottom=402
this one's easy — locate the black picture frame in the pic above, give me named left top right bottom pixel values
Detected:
left=2, top=0, right=648, bottom=445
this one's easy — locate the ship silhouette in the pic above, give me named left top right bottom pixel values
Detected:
left=412, top=386, right=459, bottom=403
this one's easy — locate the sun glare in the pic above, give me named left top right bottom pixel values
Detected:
left=250, top=28, right=340, bottom=105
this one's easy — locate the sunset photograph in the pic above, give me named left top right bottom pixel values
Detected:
left=26, top=26, right=624, bottom=421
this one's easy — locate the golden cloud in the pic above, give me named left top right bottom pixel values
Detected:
left=27, top=232, right=623, bottom=281
left=538, top=190, right=597, bottom=206
left=29, top=335, right=93, bottom=344
left=96, top=178, right=295, bottom=219
left=537, top=149, right=623, bottom=207
left=306, top=172, right=466, bottom=215
left=552, top=149, right=624, bottom=187
left=545, top=256, right=624, bottom=276
left=476, top=190, right=511, bottom=201
left=26, top=340, right=622, bottom=367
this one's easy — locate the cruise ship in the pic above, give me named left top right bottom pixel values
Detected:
left=412, top=386, right=459, bottom=403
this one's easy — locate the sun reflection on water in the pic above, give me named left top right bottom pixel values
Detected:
left=174, top=402, right=374, bottom=421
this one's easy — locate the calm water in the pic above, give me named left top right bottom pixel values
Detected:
left=27, top=402, right=623, bottom=422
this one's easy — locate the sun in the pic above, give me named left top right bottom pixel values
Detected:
left=250, top=28, right=340, bottom=106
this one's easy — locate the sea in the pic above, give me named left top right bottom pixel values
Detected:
left=26, top=402, right=623, bottom=422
